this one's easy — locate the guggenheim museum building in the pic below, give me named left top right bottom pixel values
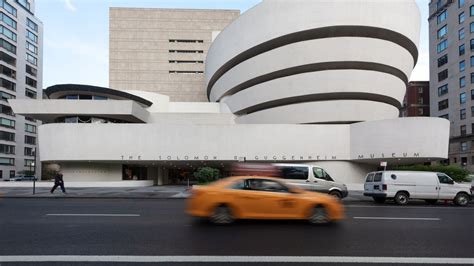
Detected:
left=10, top=0, right=449, bottom=185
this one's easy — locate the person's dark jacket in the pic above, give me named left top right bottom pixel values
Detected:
left=54, top=174, right=63, bottom=185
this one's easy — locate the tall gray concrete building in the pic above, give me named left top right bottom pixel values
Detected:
left=109, top=8, right=239, bottom=102
left=429, top=0, right=474, bottom=171
left=0, top=0, right=42, bottom=179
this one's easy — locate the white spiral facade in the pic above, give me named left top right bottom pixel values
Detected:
left=206, top=0, right=420, bottom=124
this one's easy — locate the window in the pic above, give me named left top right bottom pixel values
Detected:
left=459, top=28, right=465, bottom=40
left=0, top=38, right=16, bottom=53
left=471, top=22, right=474, bottom=33
left=460, top=0, right=465, bottom=7
left=24, top=147, right=34, bottom=156
left=242, top=179, right=289, bottom=193
left=0, top=12, right=16, bottom=29
left=0, top=25, right=16, bottom=42
left=472, top=89, right=474, bottom=99
left=438, top=69, right=448, bottom=81
left=438, top=84, right=448, bottom=96
left=460, top=76, right=466, bottom=87
left=24, top=135, right=35, bottom=145
left=25, top=116, right=35, bottom=122
left=0, top=77, right=15, bottom=91
left=438, top=25, right=448, bottom=38
left=0, top=90, right=14, bottom=101
left=438, top=99, right=449, bottom=110
left=0, top=117, right=14, bottom=128
left=438, top=54, right=448, bottom=67
left=418, top=108, right=424, bottom=115
left=25, top=65, right=36, bottom=77
left=25, top=42, right=37, bottom=54
left=439, top=114, right=449, bottom=120
left=460, top=92, right=467, bottom=104
left=278, top=166, right=308, bottom=180
left=24, top=159, right=34, bottom=167
left=437, top=39, right=448, bottom=53
left=0, top=144, right=14, bottom=154
left=438, top=10, right=447, bottom=24
left=461, top=125, right=467, bottom=136
left=461, top=108, right=467, bottom=120
left=25, top=88, right=36, bottom=99
left=0, top=157, right=14, bottom=165
left=471, top=5, right=474, bottom=16
left=0, top=64, right=15, bottom=78
left=0, top=130, right=14, bottom=141
left=471, top=73, right=474, bottom=83
left=472, top=106, right=474, bottom=116
left=0, top=0, right=17, bottom=17
left=168, top=50, right=203, bottom=54
left=26, top=53, right=36, bottom=66
left=459, top=44, right=465, bottom=55
left=25, top=123, right=35, bottom=133
left=25, top=76, right=36, bottom=88
left=459, top=12, right=465, bottom=23
left=461, top=142, right=468, bottom=151
left=437, top=173, right=453, bottom=184
left=0, top=51, right=15, bottom=66
left=0, top=103, right=13, bottom=116
left=313, top=167, right=334, bottom=181
left=26, top=30, right=37, bottom=43
left=460, top=60, right=466, bottom=72
left=462, top=157, right=468, bottom=165
left=26, top=18, right=37, bottom=32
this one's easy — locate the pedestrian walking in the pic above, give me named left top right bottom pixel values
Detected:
left=50, top=171, right=66, bottom=194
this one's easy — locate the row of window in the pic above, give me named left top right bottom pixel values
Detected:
left=60, top=95, right=108, bottom=100
left=0, top=0, right=16, bottom=17
left=0, top=50, right=14, bottom=66
left=0, top=127, right=36, bottom=142
left=439, top=89, right=474, bottom=108
left=0, top=24, right=15, bottom=42
left=169, top=50, right=203, bottom=54
left=169, top=39, right=203, bottom=43
left=0, top=63, right=15, bottom=78
left=0, top=103, right=13, bottom=116
left=0, top=158, right=37, bottom=166
left=168, top=60, right=204, bottom=64
left=169, top=71, right=204, bottom=74
left=0, top=12, right=15, bottom=29
left=0, top=37, right=15, bottom=53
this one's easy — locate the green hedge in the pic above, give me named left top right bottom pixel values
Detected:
left=393, top=165, right=470, bottom=182
left=193, top=167, right=221, bottom=184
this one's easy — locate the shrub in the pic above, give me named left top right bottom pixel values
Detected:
left=393, top=164, right=470, bottom=182
left=193, top=167, right=221, bottom=184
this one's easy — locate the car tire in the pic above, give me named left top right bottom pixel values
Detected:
left=424, top=199, right=438, bottom=205
left=209, top=205, right=234, bottom=225
left=329, top=190, right=342, bottom=199
left=373, top=197, right=386, bottom=204
left=308, top=205, right=329, bottom=224
left=454, top=193, right=470, bottom=207
left=394, top=192, right=409, bottom=205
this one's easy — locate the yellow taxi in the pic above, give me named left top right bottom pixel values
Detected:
left=186, top=176, right=345, bottom=224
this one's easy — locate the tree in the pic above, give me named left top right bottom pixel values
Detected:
left=193, top=167, right=221, bottom=184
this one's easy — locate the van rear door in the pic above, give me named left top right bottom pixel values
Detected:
left=371, top=172, right=384, bottom=194
left=364, top=172, right=376, bottom=194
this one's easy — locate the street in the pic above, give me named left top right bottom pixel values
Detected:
left=0, top=198, right=473, bottom=265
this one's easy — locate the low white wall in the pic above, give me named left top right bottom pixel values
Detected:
left=60, top=163, right=122, bottom=182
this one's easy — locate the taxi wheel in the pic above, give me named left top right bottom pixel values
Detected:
left=308, top=205, right=329, bottom=224
left=210, top=205, right=234, bottom=225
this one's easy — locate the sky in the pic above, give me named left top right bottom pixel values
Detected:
left=36, top=0, right=430, bottom=89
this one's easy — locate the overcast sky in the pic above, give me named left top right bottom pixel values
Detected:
left=36, top=0, right=430, bottom=89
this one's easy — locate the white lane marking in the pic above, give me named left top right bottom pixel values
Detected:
left=0, top=256, right=473, bottom=264
left=353, top=217, right=440, bottom=221
left=346, top=205, right=474, bottom=209
left=45, top=214, right=140, bottom=217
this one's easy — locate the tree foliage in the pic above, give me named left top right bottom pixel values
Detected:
left=193, top=167, right=221, bottom=184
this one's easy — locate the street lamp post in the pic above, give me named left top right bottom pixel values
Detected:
left=32, top=148, right=36, bottom=195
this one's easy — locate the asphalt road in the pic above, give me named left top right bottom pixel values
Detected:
left=0, top=198, right=473, bottom=265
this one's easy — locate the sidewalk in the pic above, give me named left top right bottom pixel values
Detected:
left=0, top=184, right=369, bottom=201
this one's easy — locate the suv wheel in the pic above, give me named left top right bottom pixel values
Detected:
left=308, top=205, right=329, bottom=224
left=394, top=192, right=409, bottom=205
left=454, top=193, right=470, bottom=207
left=329, top=190, right=342, bottom=199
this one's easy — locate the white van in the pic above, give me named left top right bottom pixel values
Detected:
left=363, top=171, right=472, bottom=206
left=273, top=163, right=348, bottom=198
